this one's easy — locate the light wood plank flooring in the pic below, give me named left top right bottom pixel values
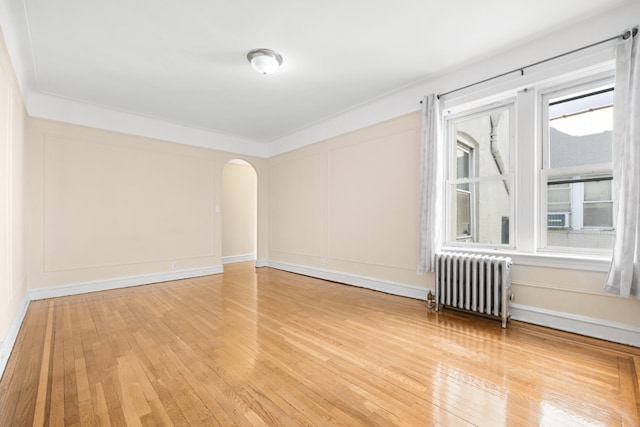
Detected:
left=1, top=262, right=639, bottom=426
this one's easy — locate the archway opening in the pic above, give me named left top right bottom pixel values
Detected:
left=221, top=159, right=258, bottom=265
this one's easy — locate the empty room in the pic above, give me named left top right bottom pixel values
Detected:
left=1, top=0, right=639, bottom=425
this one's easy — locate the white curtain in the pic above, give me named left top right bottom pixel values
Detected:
left=418, top=94, right=443, bottom=274
left=605, top=28, right=640, bottom=298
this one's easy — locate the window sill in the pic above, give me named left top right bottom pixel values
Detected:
left=440, top=246, right=611, bottom=272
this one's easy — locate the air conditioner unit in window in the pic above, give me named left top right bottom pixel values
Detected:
left=547, top=212, right=570, bottom=228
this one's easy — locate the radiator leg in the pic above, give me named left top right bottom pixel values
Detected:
left=434, top=257, right=440, bottom=312
left=501, top=264, right=511, bottom=328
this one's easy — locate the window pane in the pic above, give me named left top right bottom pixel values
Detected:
left=549, top=89, right=613, bottom=168
left=584, top=180, right=611, bottom=201
left=547, top=183, right=570, bottom=212
left=456, top=146, right=470, bottom=192
left=456, top=147, right=470, bottom=179
left=584, top=202, right=613, bottom=227
left=454, top=109, right=509, bottom=177
left=449, top=180, right=510, bottom=245
left=546, top=178, right=614, bottom=249
left=456, top=190, right=471, bottom=238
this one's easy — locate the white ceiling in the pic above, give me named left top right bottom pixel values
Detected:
left=4, top=0, right=635, bottom=142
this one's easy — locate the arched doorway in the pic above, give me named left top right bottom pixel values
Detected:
left=221, top=159, right=258, bottom=264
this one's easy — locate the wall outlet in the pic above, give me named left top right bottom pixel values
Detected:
left=171, top=261, right=178, bottom=269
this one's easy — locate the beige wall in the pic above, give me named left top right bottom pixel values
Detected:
left=0, top=27, right=26, bottom=346
left=222, top=161, right=257, bottom=259
left=269, top=112, right=428, bottom=287
left=25, top=118, right=268, bottom=289
left=511, top=266, right=639, bottom=326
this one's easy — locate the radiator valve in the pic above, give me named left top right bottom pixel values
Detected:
left=426, top=290, right=435, bottom=308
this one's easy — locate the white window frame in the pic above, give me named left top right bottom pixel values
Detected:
left=438, top=60, right=616, bottom=271
left=538, top=73, right=615, bottom=255
left=443, top=100, right=516, bottom=249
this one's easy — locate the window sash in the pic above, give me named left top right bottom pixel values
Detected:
left=539, top=76, right=614, bottom=254
left=444, top=101, right=515, bottom=249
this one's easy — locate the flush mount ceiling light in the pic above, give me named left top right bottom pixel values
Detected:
left=247, top=48, right=283, bottom=74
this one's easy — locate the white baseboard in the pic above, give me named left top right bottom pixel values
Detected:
left=0, top=295, right=30, bottom=381
left=28, top=265, right=224, bottom=301
left=263, top=260, right=430, bottom=300
left=222, top=253, right=256, bottom=264
left=510, top=303, right=640, bottom=347
left=255, top=259, right=268, bottom=268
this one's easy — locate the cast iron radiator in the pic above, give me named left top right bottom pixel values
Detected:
left=434, top=252, right=513, bottom=328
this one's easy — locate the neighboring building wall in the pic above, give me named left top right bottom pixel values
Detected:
left=550, top=128, right=612, bottom=167
left=547, top=228, right=615, bottom=249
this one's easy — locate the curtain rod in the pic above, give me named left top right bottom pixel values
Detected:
left=421, top=27, right=638, bottom=102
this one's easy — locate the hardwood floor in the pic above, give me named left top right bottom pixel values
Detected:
left=1, top=262, right=639, bottom=426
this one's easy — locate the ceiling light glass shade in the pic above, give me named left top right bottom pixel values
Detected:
left=247, top=48, right=283, bottom=74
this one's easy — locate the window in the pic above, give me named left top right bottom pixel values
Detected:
left=541, top=81, right=614, bottom=251
left=446, top=105, right=514, bottom=247
left=441, top=65, right=616, bottom=262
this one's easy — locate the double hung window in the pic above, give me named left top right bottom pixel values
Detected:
left=443, top=68, right=615, bottom=260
